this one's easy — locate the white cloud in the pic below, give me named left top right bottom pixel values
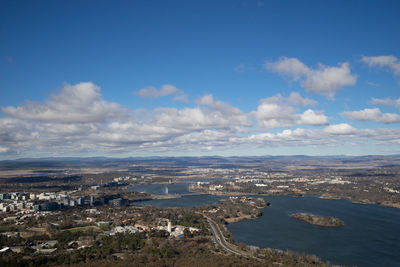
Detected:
left=0, top=91, right=253, bottom=156
left=135, top=84, right=177, bottom=98
left=252, top=94, right=328, bottom=128
left=288, top=92, right=317, bottom=106
left=172, top=94, right=189, bottom=103
left=265, top=57, right=309, bottom=80
left=266, top=57, right=357, bottom=98
left=249, top=126, right=400, bottom=149
left=361, top=55, right=400, bottom=77
left=253, top=95, right=296, bottom=120
left=371, top=97, right=400, bottom=108
left=196, top=94, right=250, bottom=126
left=135, top=84, right=189, bottom=103
left=1, top=82, right=400, bottom=157
left=342, top=108, right=400, bottom=124
left=252, top=95, right=297, bottom=128
left=1, top=82, right=127, bottom=123
left=324, top=123, right=356, bottom=135
left=302, top=63, right=356, bottom=98
left=297, top=109, right=329, bottom=126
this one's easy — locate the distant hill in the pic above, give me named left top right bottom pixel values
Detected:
left=1, top=155, right=400, bottom=171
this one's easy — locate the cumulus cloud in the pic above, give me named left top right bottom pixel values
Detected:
left=265, top=57, right=357, bottom=98
left=0, top=88, right=254, bottom=156
left=135, top=84, right=189, bottom=103
left=342, top=108, right=400, bottom=124
left=2, top=82, right=127, bottom=123
left=371, top=97, right=400, bottom=108
left=196, top=94, right=250, bottom=126
left=249, top=125, right=400, bottom=149
left=252, top=95, right=297, bottom=128
left=302, top=63, right=356, bottom=98
left=265, top=57, right=309, bottom=80
left=288, top=92, right=317, bottom=106
left=324, top=123, right=356, bottom=135
left=1, top=82, right=400, bottom=157
left=297, top=109, right=329, bottom=125
left=361, top=55, right=400, bottom=77
left=252, top=94, right=328, bottom=128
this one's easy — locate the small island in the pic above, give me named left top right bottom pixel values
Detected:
left=291, top=213, right=344, bottom=227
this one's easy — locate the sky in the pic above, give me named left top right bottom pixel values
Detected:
left=0, top=0, right=400, bottom=159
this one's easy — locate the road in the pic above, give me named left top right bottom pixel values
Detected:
left=203, top=215, right=247, bottom=257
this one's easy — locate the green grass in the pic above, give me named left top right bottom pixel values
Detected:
left=0, top=224, right=23, bottom=232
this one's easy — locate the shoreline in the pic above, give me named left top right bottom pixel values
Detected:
left=190, top=189, right=400, bottom=209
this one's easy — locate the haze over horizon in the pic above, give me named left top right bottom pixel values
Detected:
left=1, top=0, right=400, bottom=159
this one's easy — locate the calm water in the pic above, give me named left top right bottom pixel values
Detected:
left=129, top=184, right=400, bottom=266
left=228, top=195, right=400, bottom=267
left=129, top=182, right=191, bottom=195
left=129, top=182, right=225, bottom=208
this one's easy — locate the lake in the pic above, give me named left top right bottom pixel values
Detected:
left=128, top=182, right=225, bottom=208
left=228, top=195, right=400, bottom=267
left=128, top=178, right=230, bottom=195
left=129, top=183, right=400, bottom=266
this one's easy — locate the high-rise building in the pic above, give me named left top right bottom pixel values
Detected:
left=77, top=197, right=84, bottom=206
left=63, top=197, right=70, bottom=206
left=90, top=195, right=95, bottom=206
left=167, top=220, right=172, bottom=233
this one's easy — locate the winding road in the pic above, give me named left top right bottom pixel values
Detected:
left=205, top=215, right=243, bottom=256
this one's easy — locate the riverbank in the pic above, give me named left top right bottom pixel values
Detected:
left=320, top=193, right=400, bottom=209
left=191, top=188, right=400, bottom=210
left=150, top=194, right=182, bottom=199
left=203, top=197, right=267, bottom=225
left=190, top=188, right=302, bottom=198
left=204, top=200, right=330, bottom=266
left=224, top=214, right=253, bottom=223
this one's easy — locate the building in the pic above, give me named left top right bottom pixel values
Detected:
left=167, top=220, right=172, bottom=233
left=90, top=195, right=95, bottom=206
left=96, top=221, right=111, bottom=227
left=40, top=202, right=59, bottom=211
left=33, top=205, right=40, bottom=212
left=77, top=197, right=84, bottom=206
left=111, top=198, right=123, bottom=207
left=62, top=198, right=70, bottom=206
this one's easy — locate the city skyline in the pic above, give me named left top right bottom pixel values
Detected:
left=1, top=0, right=400, bottom=159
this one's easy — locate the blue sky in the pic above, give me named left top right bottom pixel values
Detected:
left=0, top=0, right=400, bottom=159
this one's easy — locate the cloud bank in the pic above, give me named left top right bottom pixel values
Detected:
left=0, top=82, right=399, bottom=158
left=342, top=108, right=400, bottom=124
